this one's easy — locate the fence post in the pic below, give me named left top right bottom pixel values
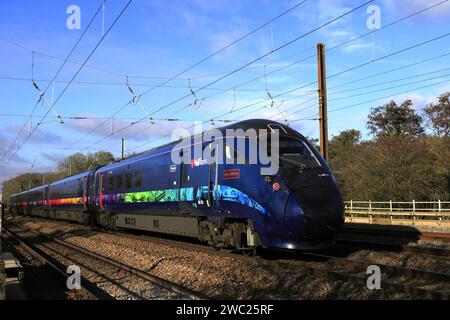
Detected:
left=389, top=200, right=392, bottom=213
left=438, top=200, right=441, bottom=212
left=369, top=200, right=372, bottom=212
left=350, top=199, right=353, bottom=211
left=412, top=200, right=415, bottom=213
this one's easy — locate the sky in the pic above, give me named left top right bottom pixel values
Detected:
left=1, top=0, right=450, bottom=185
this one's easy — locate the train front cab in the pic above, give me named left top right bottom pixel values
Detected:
left=269, top=133, right=344, bottom=250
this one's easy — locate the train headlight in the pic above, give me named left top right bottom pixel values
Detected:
left=272, top=182, right=281, bottom=191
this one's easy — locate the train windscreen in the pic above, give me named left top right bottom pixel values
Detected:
left=277, top=137, right=321, bottom=169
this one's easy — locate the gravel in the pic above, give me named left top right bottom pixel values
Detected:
left=7, top=215, right=450, bottom=300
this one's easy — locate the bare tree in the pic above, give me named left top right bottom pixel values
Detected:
left=424, top=92, right=450, bottom=137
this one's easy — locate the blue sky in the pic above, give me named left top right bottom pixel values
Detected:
left=1, top=0, right=450, bottom=184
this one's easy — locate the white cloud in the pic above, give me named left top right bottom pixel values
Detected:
left=341, top=41, right=373, bottom=53
left=390, top=92, right=428, bottom=110
left=382, top=0, right=450, bottom=17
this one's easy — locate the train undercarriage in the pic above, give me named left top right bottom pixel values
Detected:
left=15, top=208, right=261, bottom=255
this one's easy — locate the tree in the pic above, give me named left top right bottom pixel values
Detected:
left=424, top=92, right=450, bottom=137
left=329, top=130, right=362, bottom=199
left=57, top=151, right=114, bottom=176
left=304, top=136, right=319, bottom=149
left=1, top=151, right=115, bottom=204
left=1, top=172, right=58, bottom=203
left=367, top=100, right=424, bottom=137
left=354, top=136, right=449, bottom=201
left=330, top=129, right=361, bottom=147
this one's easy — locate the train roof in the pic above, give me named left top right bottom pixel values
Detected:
left=10, top=170, right=94, bottom=198
left=48, top=170, right=93, bottom=186
left=11, top=119, right=307, bottom=195
left=11, top=184, right=47, bottom=197
left=96, top=118, right=305, bottom=172
left=136, top=118, right=303, bottom=155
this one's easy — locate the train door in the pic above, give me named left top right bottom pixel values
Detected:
left=43, top=186, right=48, bottom=210
left=98, top=172, right=105, bottom=211
left=209, top=143, right=221, bottom=212
left=83, top=176, right=88, bottom=211
left=87, top=171, right=97, bottom=211
left=179, top=143, right=213, bottom=215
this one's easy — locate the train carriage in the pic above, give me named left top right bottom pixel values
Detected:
left=9, top=119, right=344, bottom=252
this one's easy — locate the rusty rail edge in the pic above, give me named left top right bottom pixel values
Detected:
left=6, top=222, right=208, bottom=300
left=2, top=226, right=98, bottom=300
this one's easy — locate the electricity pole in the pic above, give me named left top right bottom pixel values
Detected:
left=121, top=138, right=125, bottom=160
left=317, top=43, right=329, bottom=162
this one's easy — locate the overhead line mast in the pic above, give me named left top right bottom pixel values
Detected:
left=317, top=43, right=328, bottom=162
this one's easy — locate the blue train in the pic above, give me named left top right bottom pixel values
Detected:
left=9, top=119, right=344, bottom=253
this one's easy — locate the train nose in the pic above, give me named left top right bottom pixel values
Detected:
left=290, top=185, right=344, bottom=240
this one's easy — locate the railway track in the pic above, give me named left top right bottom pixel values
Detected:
left=292, top=251, right=450, bottom=299
left=342, top=225, right=450, bottom=242
left=6, top=215, right=450, bottom=299
left=99, top=226, right=450, bottom=299
left=117, top=226, right=450, bottom=299
left=111, top=231, right=450, bottom=299
left=335, top=238, right=450, bottom=257
left=1, top=227, right=97, bottom=300
left=3, top=222, right=208, bottom=300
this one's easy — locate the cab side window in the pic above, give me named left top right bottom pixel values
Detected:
left=108, top=176, right=114, bottom=191
left=116, top=174, right=123, bottom=190
left=125, top=173, right=132, bottom=189
left=135, top=171, right=142, bottom=188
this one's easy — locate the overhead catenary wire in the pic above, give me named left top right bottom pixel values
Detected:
left=25, top=69, right=450, bottom=167
left=61, top=0, right=371, bottom=153
left=134, top=0, right=310, bottom=99
left=60, top=0, right=447, bottom=152
left=9, top=0, right=450, bottom=170
left=135, top=1, right=373, bottom=118
left=215, top=30, right=450, bottom=120
left=2, top=0, right=446, bottom=86
left=328, top=51, right=450, bottom=91
left=167, top=0, right=450, bottom=113
left=165, top=36, right=450, bottom=135
left=63, top=27, right=450, bottom=159
left=126, top=0, right=450, bottom=126
left=0, top=76, right=318, bottom=93
left=59, top=0, right=313, bottom=151
left=0, top=1, right=106, bottom=163
left=1, top=0, right=133, bottom=169
left=276, top=75, right=450, bottom=123
left=292, top=78, right=450, bottom=122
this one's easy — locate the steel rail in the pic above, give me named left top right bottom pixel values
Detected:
left=5, top=222, right=208, bottom=300
left=335, top=238, right=450, bottom=257
left=1, top=227, right=98, bottom=300
left=9, top=215, right=449, bottom=299
left=342, top=226, right=450, bottom=242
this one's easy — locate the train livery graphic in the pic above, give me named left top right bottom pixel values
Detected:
left=9, top=119, right=344, bottom=252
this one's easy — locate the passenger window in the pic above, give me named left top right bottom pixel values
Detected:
left=116, top=175, right=123, bottom=189
left=108, top=176, right=114, bottom=191
left=135, top=171, right=142, bottom=188
left=125, top=173, right=132, bottom=189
